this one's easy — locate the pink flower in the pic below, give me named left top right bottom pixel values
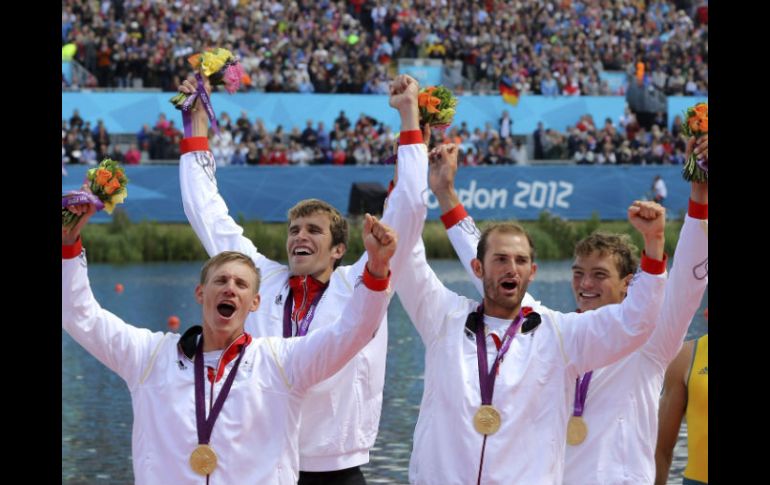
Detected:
left=223, top=63, right=245, bottom=93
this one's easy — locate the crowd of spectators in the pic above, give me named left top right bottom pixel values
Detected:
left=63, top=105, right=693, bottom=167
left=62, top=0, right=707, bottom=97
left=532, top=108, right=690, bottom=165
left=62, top=108, right=175, bottom=165
left=207, top=109, right=398, bottom=166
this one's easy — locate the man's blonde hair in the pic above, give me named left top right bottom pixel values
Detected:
left=200, top=251, right=261, bottom=291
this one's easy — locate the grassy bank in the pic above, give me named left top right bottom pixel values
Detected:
left=80, top=210, right=683, bottom=264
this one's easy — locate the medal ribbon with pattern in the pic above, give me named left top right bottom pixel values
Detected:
left=473, top=305, right=525, bottom=435
left=567, top=371, right=593, bottom=446
left=190, top=335, right=247, bottom=476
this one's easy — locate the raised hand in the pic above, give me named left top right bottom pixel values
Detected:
left=389, top=74, right=419, bottom=131
left=428, top=144, right=459, bottom=195
left=178, top=75, right=213, bottom=136
left=688, top=134, right=708, bottom=204
left=428, top=144, right=461, bottom=212
left=62, top=202, right=97, bottom=246
left=686, top=134, right=708, bottom=165
left=363, top=213, right=397, bottom=279
left=628, top=200, right=666, bottom=260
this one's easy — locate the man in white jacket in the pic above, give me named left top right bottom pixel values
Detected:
left=177, top=73, right=428, bottom=484
left=430, top=136, right=708, bottom=484
left=394, top=143, right=669, bottom=484
left=62, top=201, right=397, bottom=485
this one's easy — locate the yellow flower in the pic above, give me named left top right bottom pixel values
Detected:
left=104, top=189, right=128, bottom=214
left=200, top=49, right=232, bottom=77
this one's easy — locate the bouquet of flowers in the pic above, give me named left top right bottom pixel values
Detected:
left=680, top=102, right=708, bottom=183
left=418, top=86, right=458, bottom=130
left=62, top=158, right=129, bottom=230
left=169, top=48, right=245, bottom=109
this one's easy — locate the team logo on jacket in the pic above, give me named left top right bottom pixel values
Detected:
left=693, top=257, right=708, bottom=280
left=194, top=152, right=217, bottom=184
left=459, top=218, right=481, bottom=238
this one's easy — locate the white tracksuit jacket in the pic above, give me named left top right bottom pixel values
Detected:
left=445, top=203, right=707, bottom=484
left=62, top=248, right=391, bottom=484
left=179, top=135, right=428, bottom=471
left=397, top=233, right=667, bottom=484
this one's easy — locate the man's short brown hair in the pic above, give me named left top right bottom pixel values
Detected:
left=476, top=223, right=536, bottom=262
left=574, top=232, right=639, bottom=278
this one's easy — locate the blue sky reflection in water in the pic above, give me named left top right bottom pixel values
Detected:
left=62, top=260, right=707, bottom=484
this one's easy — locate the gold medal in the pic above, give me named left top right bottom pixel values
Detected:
left=473, top=405, right=502, bottom=435
left=566, top=416, right=588, bottom=445
left=190, top=444, right=218, bottom=475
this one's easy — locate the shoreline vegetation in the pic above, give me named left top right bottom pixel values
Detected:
left=81, top=210, right=683, bottom=264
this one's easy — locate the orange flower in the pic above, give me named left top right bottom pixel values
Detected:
left=104, top=177, right=122, bottom=195
left=419, top=92, right=441, bottom=113
left=698, top=118, right=707, bottom=133
left=694, top=103, right=708, bottom=117
left=188, top=53, right=202, bottom=69
left=114, top=169, right=125, bottom=180
left=95, top=168, right=112, bottom=187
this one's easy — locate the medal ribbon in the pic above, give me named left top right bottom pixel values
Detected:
left=572, top=371, right=593, bottom=417
left=182, top=73, right=220, bottom=138
left=474, top=305, right=525, bottom=405
left=62, top=191, right=105, bottom=211
left=282, top=286, right=326, bottom=338
left=194, top=335, right=247, bottom=447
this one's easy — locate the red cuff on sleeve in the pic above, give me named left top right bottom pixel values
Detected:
left=387, top=179, right=395, bottom=196
left=62, top=237, right=83, bottom=260
left=688, top=199, right=708, bottom=219
left=640, top=251, right=668, bottom=275
left=180, top=137, right=209, bottom=154
left=399, top=130, right=423, bottom=145
left=440, top=204, right=468, bottom=229
left=362, top=266, right=391, bottom=292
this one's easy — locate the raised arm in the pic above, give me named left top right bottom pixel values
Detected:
left=559, top=201, right=668, bottom=375
left=177, top=76, right=284, bottom=276
left=379, top=142, right=473, bottom=341
left=654, top=340, right=693, bottom=484
left=346, top=74, right=429, bottom=286
left=62, top=203, right=164, bottom=388
left=429, top=146, right=483, bottom=294
left=644, top=135, right=708, bottom=366
left=285, top=215, right=396, bottom=392
left=432, top=149, right=540, bottom=308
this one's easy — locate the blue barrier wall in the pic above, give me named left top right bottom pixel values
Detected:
left=62, top=61, right=72, bottom=85
left=64, top=93, right=708, bottom=136
left=598, top=71, right=628, bottom=94
left=63, top=92, right=627, bottom=135
left=668, top=96, right=708, bottom=129
left=398, top=64, right=442, bottom=86
left=63, top=165, right=689, bottom=223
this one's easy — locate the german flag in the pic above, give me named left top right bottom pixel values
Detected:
left=499, top=76, right=519, bottom=106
